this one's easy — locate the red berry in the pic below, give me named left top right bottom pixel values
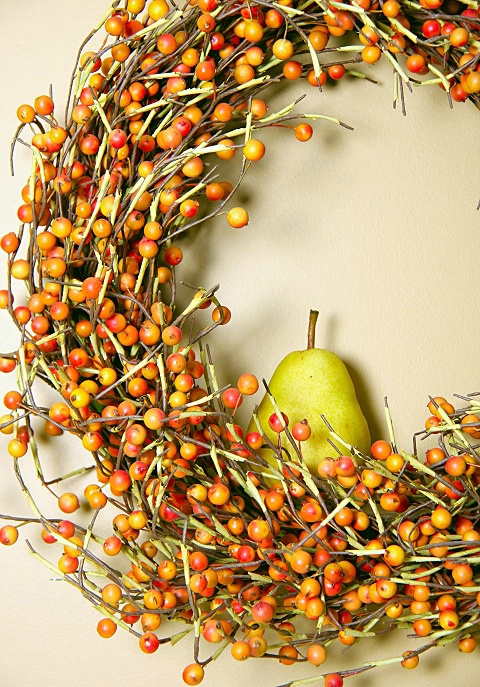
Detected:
left=268, top=411, right=289, bottom=432
left=292, top=419, right=311, bottom=441
left=222, top=387, right=243, bottom=410
left=109, top=128, right=127, bottom=149
left=139, top=632, right=160, bottom=653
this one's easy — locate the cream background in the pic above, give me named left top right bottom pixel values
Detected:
left=1, top=1, right=480, bottom=686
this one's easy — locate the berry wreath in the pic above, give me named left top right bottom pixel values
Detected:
left=0, top=1, right=480, bottom=687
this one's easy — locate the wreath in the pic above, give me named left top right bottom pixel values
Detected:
left=1, top=1, right=480, bottom=686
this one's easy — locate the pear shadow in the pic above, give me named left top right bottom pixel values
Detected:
left=315, top=314, right=383, bottom=443
left=344, top=358, right=384, bottom=444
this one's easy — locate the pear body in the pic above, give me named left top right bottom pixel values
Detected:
left=250, top=348, right=370, bottom=475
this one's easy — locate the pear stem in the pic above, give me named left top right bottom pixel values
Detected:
left=307, top=310, right=319, bottom=350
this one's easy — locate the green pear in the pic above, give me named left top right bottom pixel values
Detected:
left=249, top=311, right=370, bottom=475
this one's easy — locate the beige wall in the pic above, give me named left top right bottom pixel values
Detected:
left=0, top=2, right=479, bottom=686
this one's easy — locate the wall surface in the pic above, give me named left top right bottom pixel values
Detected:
left=0, top=2, right=479, bottom=687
